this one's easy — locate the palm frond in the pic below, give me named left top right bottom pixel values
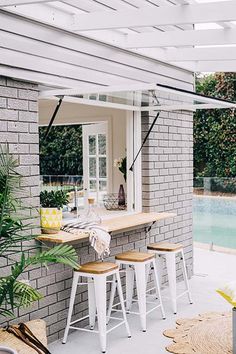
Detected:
left=27, top=244, right=79, bottom=270
left=13, top=281, right=43, bottom=308
left=0, top=279, right=43, bottom=317
left=0, top=308, right=14, bottom=318
left=0, top=143, right=79, bottom=319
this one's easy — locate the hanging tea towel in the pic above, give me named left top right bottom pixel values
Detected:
left=62, top=221, right=111, bottom=259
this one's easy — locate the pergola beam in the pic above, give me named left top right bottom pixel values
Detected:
left=156, top=47, right=236, bottom=62
left=0, top=0, right=55, bottom=6
left=183, top=60, right=236, bottom=73
left=72, top=1, right=236, bottom=31
left=119, top=28, right=236, bottom=49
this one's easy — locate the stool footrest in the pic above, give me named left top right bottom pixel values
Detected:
left=176, top=290, right=189, bottom=300
left=68, top=315, right=126, bottom=335
left=106, top=321, right=126, bottom=334
left=69, top=326, right=99, bottom=334
left=109, top=300, right=163, bottom=316
left=70, top=314, right=90, bottom=326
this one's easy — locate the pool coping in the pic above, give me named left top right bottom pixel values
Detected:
left=194, top=241, right=236, bottom=255
left=193, top=193, right=236, bottom=200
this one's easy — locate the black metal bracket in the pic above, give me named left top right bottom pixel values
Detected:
left=145, top=221, right=156, bottom=237
left=42, top=95, right=64, bottom=144
left=129, top=91, right=161, bottom=172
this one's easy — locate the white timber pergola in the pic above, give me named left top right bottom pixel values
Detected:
left=1, top=0, right=236, bottom=75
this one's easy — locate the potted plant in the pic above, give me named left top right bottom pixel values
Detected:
left=40, top=190, right=69, bottom=234
left=0, top=144, right=78, bottom=353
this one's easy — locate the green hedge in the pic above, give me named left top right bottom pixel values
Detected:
left=194, top=73, right=236, bottom=178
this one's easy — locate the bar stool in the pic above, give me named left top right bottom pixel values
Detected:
left=62, top=261, right=131, bottom=353
left=147, top=242, right=193, bottom=314
left=107, top=251, right=165, bottom=332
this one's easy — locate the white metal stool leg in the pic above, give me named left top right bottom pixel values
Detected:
left=94, top=275, right=107, bottom=353
left=180, top=250, right=193, bottom=304
left=62, top=272, right=79, bottom=344
left=115, top=271, right=131, bottom=338
left=126, top=265, right=134, bottom=312
left=165, top=252, right=177, bottom=314
left=88, top=278, right=96, bottom=329
left=155, top=254, right=164, bottom=289
left=145, top=262, right=151, bottom=284
left=134, top=263, right=147, bottom=332
left=152, top=260, right=166, bottom=320
left=106, top=275, right=116, bottom=324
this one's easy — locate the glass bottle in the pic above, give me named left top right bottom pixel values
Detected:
left=78, top=198, right=101, bottom=224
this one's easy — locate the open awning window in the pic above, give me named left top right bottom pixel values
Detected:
left=40, top=82, right=236, bottom=112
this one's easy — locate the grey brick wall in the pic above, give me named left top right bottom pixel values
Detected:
left=142, top=106, right=193, bottom=281
left=0, top=76, right=41, bottom=325
left=0, top=76, right=193, bottom=344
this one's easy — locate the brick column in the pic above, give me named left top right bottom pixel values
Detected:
left=142, top=108, right=193, bottom=280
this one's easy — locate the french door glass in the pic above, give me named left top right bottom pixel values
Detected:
left=83, top=123, right=108, bottom=205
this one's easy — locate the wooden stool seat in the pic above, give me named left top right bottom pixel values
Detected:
left=147, top=242, right=183, bottom=252
left=76, top=261, right=118, bottom=274
left=115, top=251, right=154, bottom=263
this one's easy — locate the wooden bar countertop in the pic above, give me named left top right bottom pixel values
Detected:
left=38, top=212, right=176, bottom=244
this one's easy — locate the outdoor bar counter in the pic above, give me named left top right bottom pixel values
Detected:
left=38, top=212, right=176, bottom=244
left=36, top=212, right=178, bottom=343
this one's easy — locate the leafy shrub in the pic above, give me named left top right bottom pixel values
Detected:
left=0, top=144, right=78, bottom=318
left=40, top=190, right=69, bottom=209
left=194, top=72, right=236, bottom=178
left=210, top=178, right=236, bottom=194
left=39, top=125, right=83, bottom=175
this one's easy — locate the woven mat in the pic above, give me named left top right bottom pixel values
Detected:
left=163, top=312, right=232, bottom=354
left=0, top=319, right=47, bottom=354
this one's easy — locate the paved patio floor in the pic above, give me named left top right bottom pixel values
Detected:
left=50, top=247, right=236, bottom=354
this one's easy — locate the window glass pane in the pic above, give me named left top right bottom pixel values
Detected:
left=89, top=180, right=96, bottom=191
left=99, top=180, right=107, bottom=191
left=99, top=157, right=107, bottom=178
left=99, top=95, right=107, bottom=102
left=89, top=157, right=96, bottom=178
left=98, top=134, right=106, bottom=155
left=89, top=135, right=96, bottom=155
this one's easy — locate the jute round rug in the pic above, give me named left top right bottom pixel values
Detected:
left=163, top=312, right=232, bottom=354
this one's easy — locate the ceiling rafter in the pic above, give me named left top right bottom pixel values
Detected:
left=71, top=1, right=236, bottom=31
left=118, top=27, right=236, bottom=48
left=176, top=60, right=236, bottom=72
left=176, top=0, right=236, bottom=29
left=155, top=46, right=236, bottom=62
left=0, top=0, right=55, bottom=6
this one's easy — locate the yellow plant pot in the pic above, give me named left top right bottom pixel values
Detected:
left=40, top=207, right=62, bottom=234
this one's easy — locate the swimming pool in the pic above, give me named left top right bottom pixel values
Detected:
left=193, top=195, right=236, bottom=249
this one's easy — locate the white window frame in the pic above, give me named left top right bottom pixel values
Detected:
left=126, top=92, right=142, bottom=213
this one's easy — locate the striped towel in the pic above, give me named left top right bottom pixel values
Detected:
left=62, top=221, right=111, bottom=259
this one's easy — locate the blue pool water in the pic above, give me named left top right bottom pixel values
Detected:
left=193, top=196, right=236, bottom=249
